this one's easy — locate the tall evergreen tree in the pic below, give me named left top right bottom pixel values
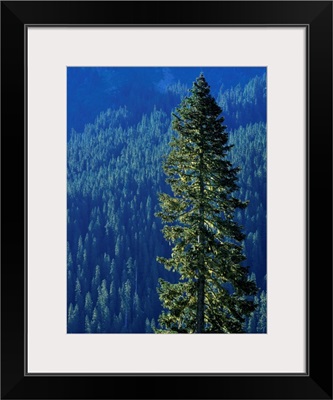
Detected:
left=156, top=73, right=258, bottom=333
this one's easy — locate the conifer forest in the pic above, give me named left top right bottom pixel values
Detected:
left=67, top=67, right=267, bottom=333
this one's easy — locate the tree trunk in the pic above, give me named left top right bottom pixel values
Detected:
left=197, top=145, right=205, bottom=333
left=197, top=274, right=205, bottom=332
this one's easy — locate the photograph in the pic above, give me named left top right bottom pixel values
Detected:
left=67, top=67, right=267, bottom=334
left=1, top=0, right=332, bottom=398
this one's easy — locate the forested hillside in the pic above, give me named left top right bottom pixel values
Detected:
left=67, top=67, right=267, bottom=333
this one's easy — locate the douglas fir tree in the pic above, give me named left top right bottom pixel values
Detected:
left=156, top=73, right=258, bottom=333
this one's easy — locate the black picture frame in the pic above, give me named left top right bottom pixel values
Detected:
left=1, top=1, right=332, bottom=399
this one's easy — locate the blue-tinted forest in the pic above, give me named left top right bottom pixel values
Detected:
left=67, top=67, right=267, bottom=333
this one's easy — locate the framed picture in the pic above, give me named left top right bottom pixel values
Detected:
left=1, top=1, right=332, bottom=399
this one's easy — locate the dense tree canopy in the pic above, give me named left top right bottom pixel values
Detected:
left=67, top=68, right=267, bottom=333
